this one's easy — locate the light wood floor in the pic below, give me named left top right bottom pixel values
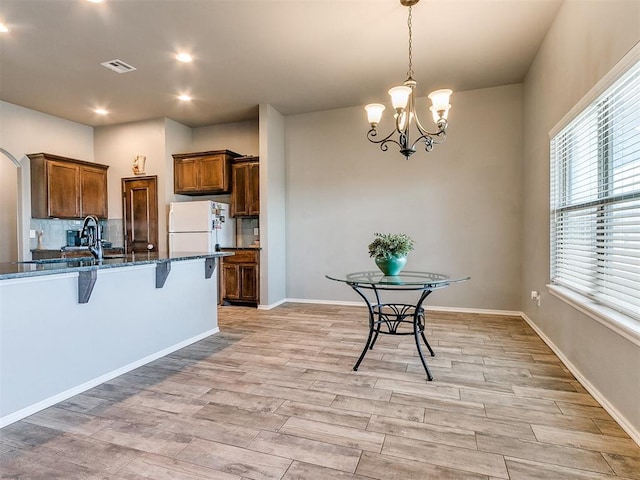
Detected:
left=1, top=303, right=639, bottom=479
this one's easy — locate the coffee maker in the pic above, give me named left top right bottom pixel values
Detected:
left=66, top=230, right=81, bottom=247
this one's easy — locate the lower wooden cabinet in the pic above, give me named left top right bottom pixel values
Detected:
left=220, top=249, right=259, bottom=305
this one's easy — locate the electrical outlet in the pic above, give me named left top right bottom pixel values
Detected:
left=253, top=228, right=259, bottom=236
left=530, top=290, right=541, bottom=307
left=29, top=229, right=36, bottom=239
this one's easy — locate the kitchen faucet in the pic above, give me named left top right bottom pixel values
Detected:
left=80, top=215, right=103, bottom=260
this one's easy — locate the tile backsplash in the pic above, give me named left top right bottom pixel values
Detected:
left=29, top=218, right=124, bottom=250
left=29, top=217, right=256, bottom=251
left=236, top=217, right=259, bottom=248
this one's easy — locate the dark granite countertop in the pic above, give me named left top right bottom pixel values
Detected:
left=220, top=246, right=262, bottom=250
left=0, top=251, right=232, bottom=281
left=31, top=246, right=125, bottom=252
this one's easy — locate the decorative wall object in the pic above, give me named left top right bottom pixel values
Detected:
left=132, top=155, right=146, bottom=175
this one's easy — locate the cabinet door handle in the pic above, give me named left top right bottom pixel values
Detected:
left=147, top=244, right=154, bottom=250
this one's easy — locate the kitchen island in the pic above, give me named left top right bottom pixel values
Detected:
left=0, top=251, right=231, bottom=427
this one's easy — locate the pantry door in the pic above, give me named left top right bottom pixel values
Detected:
left=122, top=176, right=158, bottom=254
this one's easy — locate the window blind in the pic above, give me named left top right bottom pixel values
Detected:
left=550, top=59, right=640, bottom=322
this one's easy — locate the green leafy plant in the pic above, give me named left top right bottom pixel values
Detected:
left=368, top=232, right=415, bottom=259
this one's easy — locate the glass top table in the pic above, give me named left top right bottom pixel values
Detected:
left=326, top=271, right=469, bottom=288
left=326, top=270, right=470, bottom=381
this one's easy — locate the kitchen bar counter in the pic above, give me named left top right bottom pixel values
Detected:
left=30, top=246, right=125, bottom=261
left=0, top=251, right=232, bottom=281
left=0, top=252, right=229, bottom=428
left=0, top=252, right=233, bottom=280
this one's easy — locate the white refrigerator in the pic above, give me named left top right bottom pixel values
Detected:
left=168, top=201, right=235, bottom=253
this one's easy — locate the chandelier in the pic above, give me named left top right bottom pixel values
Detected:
left=365, top=0, right=452, bottom=159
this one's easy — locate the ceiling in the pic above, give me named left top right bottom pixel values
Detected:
left=0, top=0, right=563, bottom=128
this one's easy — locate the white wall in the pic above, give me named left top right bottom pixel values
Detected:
left=0, top=101, right=94, bottom=261
left=259, top=104, right=287, bottom=307
left=184, top=120, right=259, bottom=211
left=522, top=0, right=640, bottom=439
left=285, top=84, right=524, bottom=310
left=191, top=120, right=259, bottom=156
left=90, top=118, right=261, bottom=253
left=1, top=109, right=194, bottom=258
left=94, top=119, right=168, bottom=251
left=164, top=118, right=193, bottom=207
left=0, top=150, right=19, bottom=263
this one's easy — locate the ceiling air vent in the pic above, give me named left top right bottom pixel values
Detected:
left=100, top=59, right=136, bottom=74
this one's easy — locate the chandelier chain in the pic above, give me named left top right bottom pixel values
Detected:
left=364, top=0, right=451, bottom=159
left=407, top=6, right=414, bottom=79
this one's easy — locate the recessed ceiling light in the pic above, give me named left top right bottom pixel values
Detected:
left=178, top=94, right=192, bottom=102
left=0, top=23, right=9, bottom=33
left=94, top=108, right=108, bottom=115
left=176, top=53, right=193, bottom=63
left=87, top=0, right=105, bottom=3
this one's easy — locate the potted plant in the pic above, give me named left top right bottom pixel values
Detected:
left=368, top=232, right=415, bottom=276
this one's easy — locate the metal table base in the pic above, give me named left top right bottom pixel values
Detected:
left=350, top=284, right=436, bottom=381
left=326, top=271, right=469, bottom=382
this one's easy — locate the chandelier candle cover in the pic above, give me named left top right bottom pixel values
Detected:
left=365, top=0, right=452, bottom=159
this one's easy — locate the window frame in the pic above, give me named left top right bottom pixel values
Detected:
left=548, top=42, right=640, bottom=346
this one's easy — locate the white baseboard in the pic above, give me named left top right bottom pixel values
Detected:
left=0, top=327, right=220, bottom=429
left=257, top=298, right=288, bottom=310
left=285, top=298, right=363, bottom=307
left=284, top=298, right=522, bottom=317
left=423, top=305, right=523, bottom=317
left=520, top=313, right=640, bottom=447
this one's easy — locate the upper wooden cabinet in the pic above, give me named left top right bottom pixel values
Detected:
left=29, top=153, right=109, bottom=219
left=172, top=149, right=241, bottom=195
left=231, top=157, right=260, bottom=217
left=81, top=164, right=109, bottom=218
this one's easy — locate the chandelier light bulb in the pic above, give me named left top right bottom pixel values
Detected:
left=400, top=110, right=417, bottom=130
left=428, top=89, right=452, bottom=124
left=428, top=89, right=452, bottom=109
left=388, top=86, right=412, bottom=110
left=365, top=103, right=386, bottom=125
left=397, top=111, right=408, bottom=131
left=429, top=106, right=446, bottom=123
